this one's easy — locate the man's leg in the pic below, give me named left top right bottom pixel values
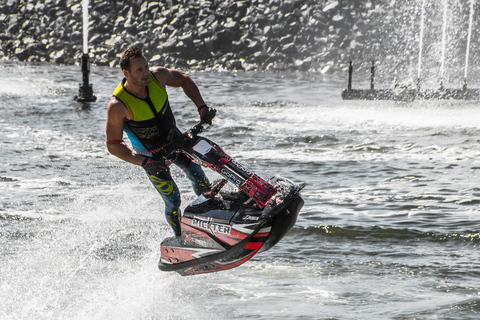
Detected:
left=147, top=171, right=182, bottom=236
left=175, top=154, right=210, bottom=196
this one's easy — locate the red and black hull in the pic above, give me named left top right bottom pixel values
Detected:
left=159, top=177, right=304, bottom=276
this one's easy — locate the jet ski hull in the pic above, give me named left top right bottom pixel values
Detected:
left=159, top=177, right=304, bottom=276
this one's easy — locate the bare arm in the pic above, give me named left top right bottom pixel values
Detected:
left=151, top=67, right=206, bottom=108
left=105, top=97, right=146, bottom=166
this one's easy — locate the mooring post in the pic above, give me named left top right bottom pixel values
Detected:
left=81, top=53, right=89, bottom=85
left=74, top=53, right=97, bottom=102
left=348, top=61, right=353, bottom=90
left=370, top=60, right=375, bottom=91
left=74, top=0, right=96, bottom=102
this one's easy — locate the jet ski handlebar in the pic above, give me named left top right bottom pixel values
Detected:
left=176, top=121, right=278, bottom=208
left=173, top=122, right=206, bottom=150
left=187, top=122, right=206, bottom=137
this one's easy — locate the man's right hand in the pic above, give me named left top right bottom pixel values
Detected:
left=198, top=104, right=216, bottom=125
left=141, top=158, right=168, bottom=176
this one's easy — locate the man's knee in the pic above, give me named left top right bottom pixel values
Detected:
left=149, top=175, right=175, bottom=195
left=186, top=163, right=210, bottom=195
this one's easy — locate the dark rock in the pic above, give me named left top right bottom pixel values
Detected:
left=225, top=59, right=244, bottom=70
left=49, top=48, right=67, bottom=64
left=280, top=43, right=298, bottom=55
left=0, top=34, right=12, bottom=41
left=14, top=42, right=46, bottom=61
left=210, top=29, right=236, bottom=52
left=279, top=0, right=297, bottom=13
left=158, top=37, right=178, bottom=52
left=1, top=0, right=386, bottom=72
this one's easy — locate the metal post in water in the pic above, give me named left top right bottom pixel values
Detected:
left=370, top=60, right=375, bottom=91
left=75, top=54, right=96, bottom=102
left=348, top=61, right=353, bottom=90
left=74, top=0, right=96, bottom=102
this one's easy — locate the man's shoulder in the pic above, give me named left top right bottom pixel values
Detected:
left=107, top=97, right=131, bottom=121
left=108, top=95, right=123, bottom=106
left=150, top=66, right=171, bottom=84
left=150, top=67, right=172, bottom=79
left=150, top=66, right=169, bottom=74
left=107, top=96, right=128, bottom=115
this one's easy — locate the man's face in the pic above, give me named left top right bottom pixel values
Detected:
left=124, top=56, right=149, bottom=87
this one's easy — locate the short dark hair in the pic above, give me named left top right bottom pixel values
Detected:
left=119, top=46, right=143, bottom=71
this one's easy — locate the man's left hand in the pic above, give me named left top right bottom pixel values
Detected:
left=142, top=158, right=168, bottom=176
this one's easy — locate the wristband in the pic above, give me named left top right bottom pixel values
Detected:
left=106, top=140, right=124, bottom=145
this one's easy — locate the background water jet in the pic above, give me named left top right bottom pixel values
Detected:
left=342, top=0, right=480, bottom=101
left=417, top=0, right=426, bottom=89
left=439, top=0, right=448, bottom=89
left=463, top=0, right=476, bottom=89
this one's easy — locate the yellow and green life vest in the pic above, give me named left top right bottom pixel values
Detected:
left=113, top=72, right=177, bottom=156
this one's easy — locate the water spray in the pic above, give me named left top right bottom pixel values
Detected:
left=74, top=0, right=96, bottom=102
left=417, top=0, right=426, bottom=91
left=342, top=0, right=480, bottom=101
left=464, top=0, right=475, bottom=90
left=439, top=0, right=448, bottom=90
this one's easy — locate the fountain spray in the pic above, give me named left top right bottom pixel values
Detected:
left=75, top=0, right=96, bottom=102
left=464, top=0, right=475, bottom=90
left=439, top=0, right=448, bottom=90
left=417, top=0, right=426, bottom=91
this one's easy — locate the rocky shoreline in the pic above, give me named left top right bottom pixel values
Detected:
left=1, top=0, right=375, bottom=72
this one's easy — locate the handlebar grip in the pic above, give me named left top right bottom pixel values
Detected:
left=190, top=122, right=204, bottom=136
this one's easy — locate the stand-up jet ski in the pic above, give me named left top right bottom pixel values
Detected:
left=159, top=123, right=306, bottom=276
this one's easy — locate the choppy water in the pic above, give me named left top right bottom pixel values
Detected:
left=1, top=61, right=480, bottom=319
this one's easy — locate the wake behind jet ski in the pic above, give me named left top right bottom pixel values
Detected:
left=158, top=123, right=305, bottom=276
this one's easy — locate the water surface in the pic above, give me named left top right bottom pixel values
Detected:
left=1, top=62, right=480, bottom=319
